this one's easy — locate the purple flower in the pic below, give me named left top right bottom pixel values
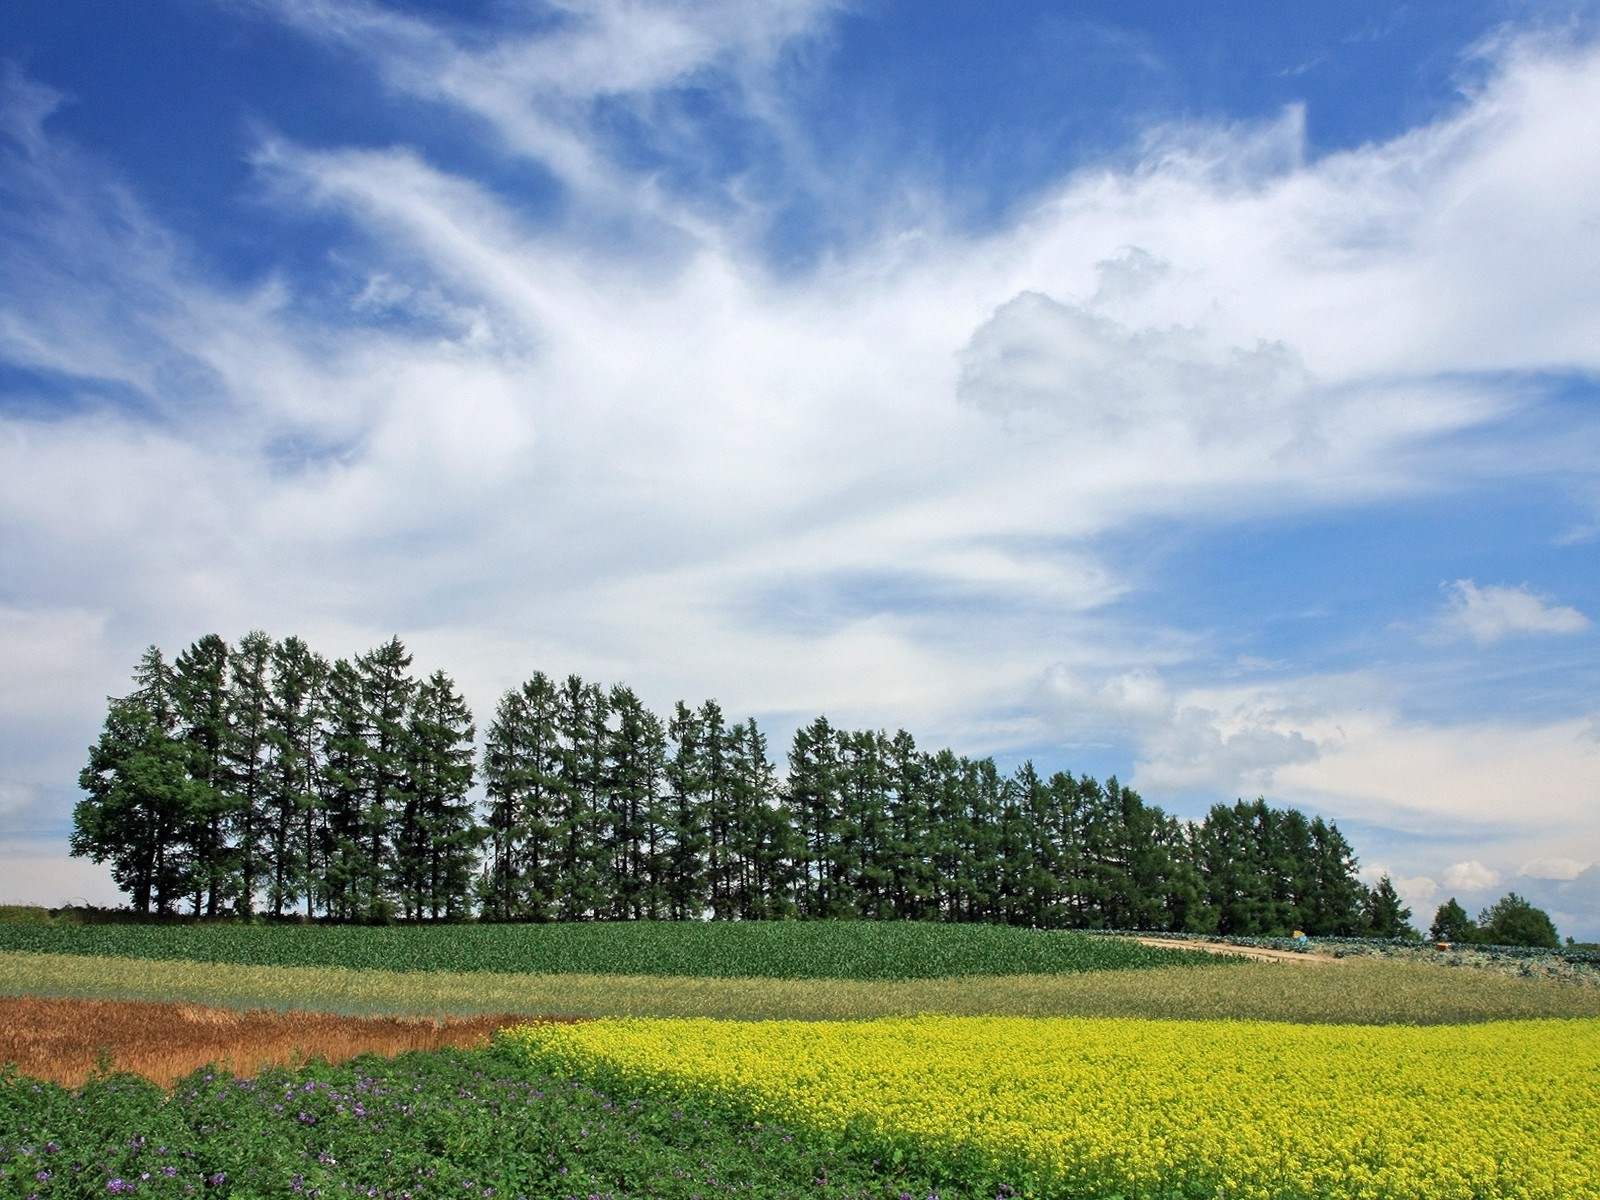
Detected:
left=106, top=1179, right=135, bottom=1194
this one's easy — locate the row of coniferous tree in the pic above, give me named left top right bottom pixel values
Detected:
left=72, top=633, right=1414, bottom=936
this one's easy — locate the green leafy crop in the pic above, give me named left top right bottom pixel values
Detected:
left=0, top=921, right=1223, bottom=980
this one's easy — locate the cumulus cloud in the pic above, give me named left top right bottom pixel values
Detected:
left=1520, top=856, right=1592, bottom=881
left=1437, top=580, right=1591, bottom=645
left=1442, top=860, right=1502, bottom=892
left=1396, top=875, right=1440, bottom=911
left=1362, top=865, right=1440, bottom=914
left=956, top=288, right=1320, bottom=461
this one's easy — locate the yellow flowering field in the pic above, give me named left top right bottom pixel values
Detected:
left=506, top=1014, right=1600, bottom=1200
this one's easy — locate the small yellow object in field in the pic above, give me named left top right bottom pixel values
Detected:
left=506, top=1014, right=1600, bottom=1200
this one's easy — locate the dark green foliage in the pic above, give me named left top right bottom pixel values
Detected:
left=173, top=634, right=233, bottom=918
left=1361, top=875, right=1416, bottom=939
left=77, top=633, right=1376, bottom=937
left=0, top=919, right=1222, bottom=979
left=1429, top=898, right=1477, bottom=943
left=1477, top=892, right=1560, bottom=949
left=76, top=635, right=474, bottom=928
left=0, top=1048, right=959, bottom=1200
left=602, top=684, right=670, bottom=920
left=0, top=906, right=52, bottom=924
left=72, top=694, right=203, bottom=916
left=399, top=671, right=480, bottom=921
left=224, top=631, right=275, bottom=920
left=1190, top=801, right=1367, bottom=937
left=262, top=636, right=329, bottom=920
left=1427, top=894, right=1561, bottom=949
left=480, top=673, right=564, bottom=921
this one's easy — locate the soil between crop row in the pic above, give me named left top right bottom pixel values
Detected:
left=0, top=995, right=567, bottom=1089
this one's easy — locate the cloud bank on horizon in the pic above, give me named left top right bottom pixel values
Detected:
left=1, top=1, right=1597, bottom=934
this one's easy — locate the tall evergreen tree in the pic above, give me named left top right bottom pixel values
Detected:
left=695, top=701, right=740, bottom=921
left=399, top=669, right=479, bottom=920
left=1429, top=897, right=1477, bottom=943
left=263, top=636, right=328, bottom=918
left=993, top=766, right=1033, bottom=925
left=553, top=675, right=608, bottom=919
left=958, top=756, right=1003, bottom=921
left=1098, top=778, right=1173, bottom=931
left=1306, top=817, right=1366, bottom=935
left=729, top=719, right=792, bottom=919
left=664, top=701, right=711, bottom=919
left=1045, top=772, right=1090, bottom=928
left=318, top=657, right=369, bottom=921
left=787, top=716, right=842, bottom=917
left=1362, top=873, right=1416, bottom=939
left=604, top=685, right=668, bottom=919
left=173, top=634, right=233, bottom=915
left=1193, top=801, right=1273, bottom=935
left=882, top=730, right=935, bottom=921
left=922, top=749, right=970, bottom=920
left=225, top=630, right=274, bottom=917
left=838, top=729, right=893, bottom=919
left=480, top=673, right=563, bottom=920
left=352, top=637, right=419, bottom=921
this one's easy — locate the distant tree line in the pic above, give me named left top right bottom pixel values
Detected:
left=1428, top=893, right=1561, bottom=950
left=73, top=633, right=1418, bottom=936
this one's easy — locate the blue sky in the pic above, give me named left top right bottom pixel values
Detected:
left=2, top=0, right=1598, bottom=936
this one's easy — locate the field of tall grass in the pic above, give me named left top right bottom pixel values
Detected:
left=5, top=948, right=1600, bottom=1022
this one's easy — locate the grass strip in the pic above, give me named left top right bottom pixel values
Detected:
left=5, top=950, right=1600, bottom=1023
left=0, top=920, right=1222, bottom=978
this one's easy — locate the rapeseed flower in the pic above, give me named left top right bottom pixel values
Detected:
left=507, top=1014, right=1600, bottom=1199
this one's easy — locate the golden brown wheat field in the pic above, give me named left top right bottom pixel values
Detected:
left=0, top=995, right=552, bottom=1088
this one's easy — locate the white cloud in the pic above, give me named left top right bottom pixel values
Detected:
left=3, top=11, right=1600, bottom=929
left=1361, top=864, right=1439, bottom=914
left=1442, top=860, right=1502, bottom=893
left=1520, top=856, right=1592, bottom=881
left=246, top=0, right=844, bottom=223
left=1396, top=875, right=1440, bottom=912
left=1036, top=667, right=1600, bottom=866
left=1438, top=580, right=1591, bottom=645
left=0, top=605, right=113, bottom=719
left=0, top=849, right=126, bottom=909
left=956, top=288, right=1314, bottom=438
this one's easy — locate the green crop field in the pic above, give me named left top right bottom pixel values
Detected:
left=2, top=1044, right=934, bottom=1200
left=3, top=920, right=1596, bottom=1199
left=0, top=918, right=1219, bottom=979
